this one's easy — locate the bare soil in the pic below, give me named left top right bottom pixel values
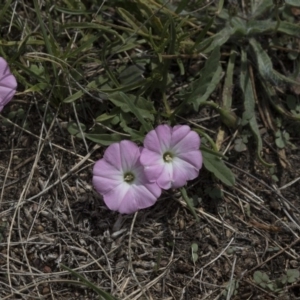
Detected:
left=1, top=101, right=300, bottom=300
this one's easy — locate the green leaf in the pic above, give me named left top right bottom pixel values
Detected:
left=191, top=243, right=198, bottom=253
left=251, top=0, right=273, bottom=18
left=62, top=22, right=125, bottom=43
left=275, top=130, right=290, bottom=148
left=175, top=0, right=189, bottom=13
left=118, top=64, right=145, bottom=86
left=117, top=8, right=148, bottom=34
left=191, top=17, right=214, bottom=51
left=177, top=46, right=222, bottom=112
left=108, top=92, right=153, bottom=132
left=197, top=26, right=233, bottom=53
left=63, top=90, right=84, bottom=103
left=54, top=5, right=91, bottom=15
left=0, top=0, right=13, bottom=23
left=202, top=150, right=235, bottom=186
left=24, top=83, right=49, bottom=93
left=96, top=113, right=119, bottom=123
left=119, top=113, right=145, bottom=142
left=67, top=121, right=86, bottom=136
left=278, top=21, right=300, bottom=37
left=249, top=38, right=300, bottom=86
left=234, top=138, right=247, bottom=152
left=285, top=0, right=300, bottom=7
left=240, top=49, right=274, bottom=167
left=191, top=242, right=199, bottom=263
left=286, top=269, right=300, bottom=283
left=205, top=187, right=224, bottom=199
left=253, top=271, right=270, bottom=288
left=84, top=133, right=122, bottom=146
left=33, top=0, right=58, bottom=76
left=222, top=50, right=236, bottom=110
left=246, top=19, right=276, bottom=35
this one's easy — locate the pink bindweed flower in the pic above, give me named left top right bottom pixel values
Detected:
left=93, top=140, right=161, bottom=214
left=140, top=125, right=202, bottom=190
left=0, top=57, right=17, bottom=112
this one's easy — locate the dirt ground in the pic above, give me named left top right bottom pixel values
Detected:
left=1, top=100, right=300, bottom=300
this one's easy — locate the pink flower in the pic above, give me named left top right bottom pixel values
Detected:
left=140, top=125, right=202, bottom=189
left=0, top=57, right=17, bottom=112
left=93, top=140, right=161, bottom=214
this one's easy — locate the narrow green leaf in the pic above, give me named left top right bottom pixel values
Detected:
left=84, top=133, right=122, bottom=145
left=222, top=49, right=236, bottom=110
left=246, top=20, right=276, bottom=35
left=33, top=0, right=57, bottom=74
left=278, top=21, right=300, bottom=37
left=285, top=0, right=300, bottom=7
left=240, top=49, right=275, bottom=167
left=24, top=83, right=49, bottom=93
left=136, top=0, right=163, bottom=33
left=202, top=150, right=235, bottom=186
left=62, top=23, right=125, bottom=43
left=54, top=5, right=92, bottom=15
left=63, top=91, right=84, bottom=103
left=191, top=17, right=214, bottom=51
left=117, top=8, right=148, bottom=34
left=96, top=113, right=118, bottom=123
left=62, top=34, right=100, bottom=59
left=0, top=0, right=13, bottom=23
left=197, top=26, right=233, bottom=53
left=249, top=38, right=273, bottom=80
left=175, top=0, right=189, bottom=13
left=249, top=38, right=300, bottom=86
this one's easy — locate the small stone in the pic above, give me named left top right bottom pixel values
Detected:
left=43, top=266, right=52, bottom=273
left=36, top=225, right=44, bottom=233
left=42, top=287, right=50, bottom=295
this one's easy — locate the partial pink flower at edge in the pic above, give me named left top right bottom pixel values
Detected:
left=0, top=57, right=17, bottom=112
left=140, top=124, right=202, bottom=190
left=92, top=140, right=161, bottom=214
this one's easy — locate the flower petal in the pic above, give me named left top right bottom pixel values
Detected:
left=176, top=150, right=203, bottom=170
left=171, top=155, right=201, bottom=188
left=144, top=125, right=172, bottom=153
left=103, top=182, right=132, bottom=212
left=140, top=148, right=164, bottom=182
left=171, top=127, right=200, bottom=154
left=156, top=163, right=174, bottom=190
left=93, top=159, right=123, bottom=195
left=93, top=140, right=162, bottom=214
left=0, top=58, right=17, bottom=111
left=104, top=181, right=161, bottom=214
left=104, top=140, right=140, bottom=172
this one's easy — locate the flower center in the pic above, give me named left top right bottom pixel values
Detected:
left=124, top=172, right=135, bottom=183
left=163, top=152, right=173, bottom=163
